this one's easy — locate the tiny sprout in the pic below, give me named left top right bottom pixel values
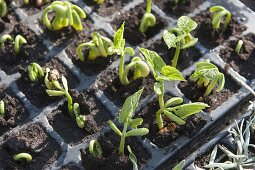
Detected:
left=27, top=62, right=44, bottom=82
left=235, top=40, right=243, bottom=54
left=0, top=100, right=4, bottom=116
left=13, top=153, right=32, bottom=162
left=0, top=0, right=7, bottom=18
left=173, top=160, right=185, bottom=170
left=210, top=6, right=231, bottom=32
left=45, top=68, right=86, bottom=128
left=139, top=0, right=156, bottom=33
left=94, top=0, right=104, bottom=5
left=191, top=60, right=225, bottom=97
left=127, top=145, right=138, bottom=170
left=76, top=32, right=113, bottom=61
left=89, top=140, right=102, bottom=159
left=108, top=22, right=150, bottom=85
left=42, top=1, right=86, bottom=31
left=163, top=16, right=198, bottom=68
left=108, top=88, right=149, bottom=155
left=0, top=34, right=27, bottom=54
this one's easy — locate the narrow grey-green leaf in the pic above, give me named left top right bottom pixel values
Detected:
left=175, top=102, right=209, bottom=119
left=125, top=128, right=149, bottom=137
left=62, top=76, right=68, bottom=92
left=153, top=82, right=163, bottom=95
left=160, top=66, right=185, bottom=81
left=165, top=97, right=183, bottom=108
left=46, top=89, right=65, bottom=96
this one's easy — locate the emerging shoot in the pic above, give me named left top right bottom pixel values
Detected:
left=0, top=100, right=4, bottom=116
left=210, top=6, right=231, bottom=32
left=235, top=40, right=243, bottom=54
left=139, top=0, right=156, bottom=33
left=127, top=145, right=138, bottom=170
left=139, top=48, right=208, bottom=130
left=163, top=16, right=198, bottom=68
left=108, top=22, right=150, bottom=85
left=27, top=62, right=44, bottom=82
left=0, top=0, right=7, bottom=17
left=89, top=140, right=103, bottom=159
left=42, top=1, right=86, bottom=31
left=190, top=60, right=225, bottom=97
left=0, top=34, right=27, bottom=54
left=76, top=32, right=113, bottom=61
left=108, top=88, right=149, bottom=155
left=13, top=153, right=32, bottom=162
left=45, top=68, right=85, bottom=128
left=173, top=160, right=185, bottom=170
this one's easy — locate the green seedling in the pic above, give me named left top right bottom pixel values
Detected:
left=76, top=32, right=113, bottom=61
left=94, top=0, right=104, bottom=5
left=210, top=6, right=231, bottom=32
left=163, top=16, right=198, bottom=68
left=235, top=40, right=243, bottom=54
left=0, top=34, right=27, bottom=54
left=0, top=100, right=4, bottom=116
left=139, top=47, right=208, bottom=130
left=173, top=160, right=185, bottom=170
left=89, top=140, right=102, bottom=159
left=108, top=22, right=150, bottom=85
left=42, top=1, right=86, bottom=31
left=13, top=153, right=32, bottom=162
left=23, top=0, right=50, bottom=7
left=205, top=116, right=255, bottom=169
left=27, top=62, right=44, bottom=82
left=0, top=0, right=7, bottom=17
left=108, top=88, right=149, bottom=155
left=139, top=0, right=156, bottom=33
left=45, top=68, right=85, bottom=128
left=127, top=145, right=138, bottom=170
left=190, top=60, right=225, bottom=97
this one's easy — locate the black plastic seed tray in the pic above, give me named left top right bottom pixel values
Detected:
left=0, top=0, right=255, bottom=169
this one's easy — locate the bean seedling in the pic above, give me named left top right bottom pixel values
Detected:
left=190, top=60, right=225, bottom=97
left=0, top=100, right=4, bottom=116
left=235, top=40, right=243, bottom=54
left=108, top=88, right=149, bottom=155
left=0, top=0, right=7, bottom=17
left=108, top=22, right=150, bottom=85
left=0, top=34, right=27, bottom=54
left=139, top=0, right=156, bottom=33
left=76, top=32, right=113, bottom=61
left=163, top=16, right=198, bottom=68
left=27, top=62, right=44, bottom=82
left=89, top=139, right=102, bottom=159
left=44, top=68, right=85, bottom=128
left=42, top=1, right=86, bottom=30
left=210, top=6, right=231, bottom=32
left=139, top=47, right=208, bottom=130
left=13, top=153, right=32, bottom=162
left=127, top=145, right=138, bottom=170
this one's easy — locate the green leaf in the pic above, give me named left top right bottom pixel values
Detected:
left=124, top=47, right=135, bottom=56
left=127, top=145, right=138, bottom=170
left=173, top=160, right=185, bottom=170
left=125, top=128, right=149, bottom=137
left=160, top=66, right=185, bottom=81
left=154, top=82, right=163, bottom=95
left=114, top=22, right=125, bottom=51
left=165, top=97, right=183, bottom=107
left=174, top=102, right=209, bottom=119
left=118, top=88, right=144, bottom=124
left=108, top=120, right=122, bottom=136
left=177, top=16, right=197, bottom=33
left=61, top=76, right=68, bottom=92
left=129, top=118, right=143, bottom=129
left=163, top=30, right=177, bottom=49
left=46, top=89, right=65, bottom=96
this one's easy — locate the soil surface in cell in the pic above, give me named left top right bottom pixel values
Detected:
left=137, top=94, right=207, bottom=148
left=90, top=68, right=155, bottom=107
left=61, top=163, right=80, bottom=170
left=16, top=58, right=78, bottom=108
left=0, top=4, right=19, bottom=34
left=0, top=124, right=61, bottom=169
left=154, top=0, right=204, bottom=18
left=47, top=89, right=112, bottom=146
left=0, top=23, right=47, bottom=75
left=81, top=132, right=150, bottom=169
left=220, top=33, right=255, bottom=80
left=111, top=3, right=167, bottom=46
left=0, top=87, right=28, bottom=136
left=192, top=9, right=246, bottom=49
left=13, top=0, right=51, bottom=15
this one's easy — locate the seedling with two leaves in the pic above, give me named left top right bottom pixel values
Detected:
left=108, top=22, right=150, bottom=85
left=108, top=88, right=149, bottom=155
left=210, top=6, right=231, bottom=32
left=27, top=62, right=44, bottom=82
left=139, top=0, right=156, bottom=33
left=163, top=16, right=198, bottom=68
left=76, top=32, right=113, bottom=61
left=0, top=0, right=7, bottom=17
left=139, top=48, right=208, bottom=130
left=45, top=68, right=85, bottom=128
left=0, top=34, right=27, bottom=54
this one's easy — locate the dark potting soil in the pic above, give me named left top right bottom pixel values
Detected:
left=137, top=95, right=207, bottom=149
left=85, top=0, right=133, bottom=17
left=0, top=87, right=28, bottom=136
left=0, top=7, right=19, bottom=34
left=90, top=68, right=155, bottom=107
left=110, top=3, right=167, bottom=46
left=240, top=0, right=255, bottom=11
left=0, top=23, right=48, bottom=75
left=65, top=30, right=119, bottom=76
left=192, top=9, right=247, bottom=49
left=61, top=163, right=80, bottom=170
left=13, top=0, right=51, bottom=15
left=47, top=89, right=112, bottom=146
left=16, top=58, right=79, bottom=109
left=0, top=124, right=61, bottom=169
left=220, top=33, right=255, bottom=80
left=154, top=0, right=204, bottom=18
left=178, top=73, right=240, bottom=112
left=81, top=132, right=150, bottom=169
left=144, top=39, right=202, bottom=71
